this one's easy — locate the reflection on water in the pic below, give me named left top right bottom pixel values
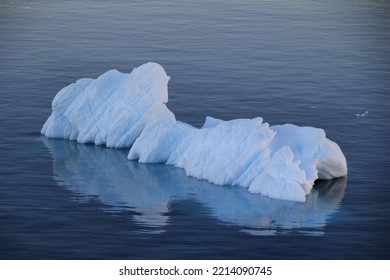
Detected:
left=43, top=138, right=346, bottom=236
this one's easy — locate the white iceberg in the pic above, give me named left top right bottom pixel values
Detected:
left=42, top=62, right=347, bottom=202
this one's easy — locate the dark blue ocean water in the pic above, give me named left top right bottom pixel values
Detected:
left=0, top=0, right=389, bottom=259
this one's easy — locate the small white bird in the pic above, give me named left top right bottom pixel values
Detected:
left=355, top=111, right=368, bottom=118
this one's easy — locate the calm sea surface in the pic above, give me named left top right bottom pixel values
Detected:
left=0, top=0, right=389, bottom=259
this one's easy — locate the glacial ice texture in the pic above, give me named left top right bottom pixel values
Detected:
left=41, top=62, right=174, bottom=148
left=42, top=62, right=347, bottom=202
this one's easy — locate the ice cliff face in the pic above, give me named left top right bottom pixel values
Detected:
left=42, top=62, right=347, bottom=202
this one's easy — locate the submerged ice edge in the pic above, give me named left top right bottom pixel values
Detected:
left=41, top=62, right=347, bottom=202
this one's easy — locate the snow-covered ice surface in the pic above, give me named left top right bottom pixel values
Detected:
left=42, top=62, right=347, bottom=202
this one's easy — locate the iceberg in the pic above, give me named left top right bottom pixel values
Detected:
left=42, top=62, right=347, bottom=202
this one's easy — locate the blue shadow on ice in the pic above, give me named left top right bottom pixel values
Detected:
left=42, top=138, right=346, bottom=236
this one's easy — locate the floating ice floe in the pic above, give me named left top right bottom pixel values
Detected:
left=42, top=62, right=347, bottom=202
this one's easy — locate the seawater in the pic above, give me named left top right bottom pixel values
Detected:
left=0, top=0, right=389, bottom=259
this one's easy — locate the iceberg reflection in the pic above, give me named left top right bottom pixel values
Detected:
left=43, top=138, right=346, bottom=236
